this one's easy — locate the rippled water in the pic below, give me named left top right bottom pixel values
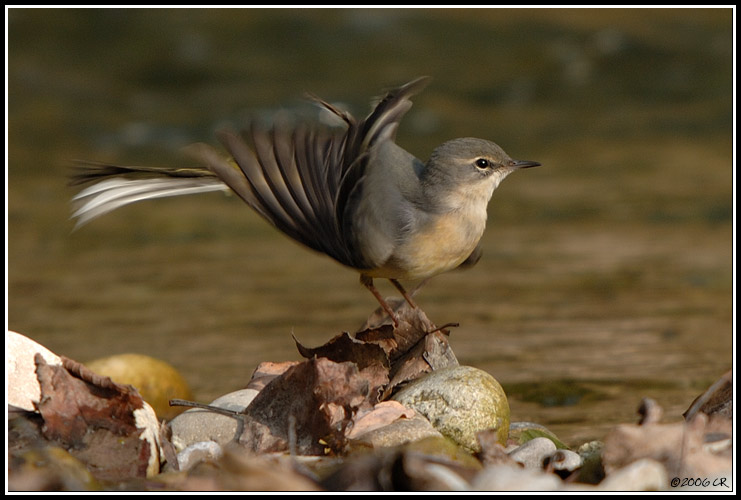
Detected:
left=7, top=8, right=733, bottom=446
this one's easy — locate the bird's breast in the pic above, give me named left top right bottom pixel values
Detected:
left=369, top=205, right=487, bottom=280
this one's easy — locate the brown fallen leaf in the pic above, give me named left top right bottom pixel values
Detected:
left=346, top=401, right=416, bottom=440
left=294, top=332, right=390, bottom=403
left=603, top=400, right=732, bottom=479
left=356, top=302, right=441, bottom=361
left=353, top=304, right=459, bottom=399
left=237, top=357, right=374, bottom=455
left=383, top=330, right=459, bottom=399
left=684, top=369, right=732, bottom=421
left=294, top=331, right=389, bottom=371
left=246, top=361, right=300, bottom=391
left=33, top=354, right=161, bottom=481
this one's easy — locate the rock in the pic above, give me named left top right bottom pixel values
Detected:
left=400, top=453, right=472, bottom=491
left=508, top=436, right=557, bottom=469
left=508, top=421, right=568, bottom=449
left=175, top=441, right=224, bottom=471
left=404, top=436, right=483, bottom=471
left=169, top=389, right=259, bottom=452
left=209, top=389, right=260, bottom=412
left=575, top=440, right=606, bottom=484
left=544, top=449, right=583, bottom=472
left=392, top=366, right=510, bottom=452
left=7, top=331, right=62, bottom=411
left=351, top=412, right=443, bottom=448
left=598, top=458, right=668, bottom=491
left=85, top=353, right=193, bottom=420
left=471, top=464, right=563, bottom=491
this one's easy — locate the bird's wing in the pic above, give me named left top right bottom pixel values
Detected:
left=194, top=76, right=432, bottom=270
left=70, top=78, right=432, bottom=270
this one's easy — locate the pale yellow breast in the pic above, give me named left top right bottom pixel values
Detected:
left=367, top=209, right=486, bottom=280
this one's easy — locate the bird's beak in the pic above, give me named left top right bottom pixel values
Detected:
left=513, top=160, right=541, bottom=169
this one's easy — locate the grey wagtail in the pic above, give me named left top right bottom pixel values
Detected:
left=70, top=77, right=540, bottom=326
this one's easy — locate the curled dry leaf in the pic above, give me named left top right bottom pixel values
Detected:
left=358, top=304, right=459, bottom=399
left=684, top=369, right=732, bottom=421
left=237, top=357, right=375, bottom=455
left=346, top=400, right=416, bottom=440
left=294, top=332, right=389, bottom=404
left=383, top=330, right=459, bottom=399
left=246, top=361, right=300, bottom=391
left=295, top=331, right=389, bottom=371
left=603, top=400, right=732, bottom=479
left=292, top=306, right=459, bottom=405
left=356, top=302, right=440, bottom=361
left=33, top=354, right=161, bottom=481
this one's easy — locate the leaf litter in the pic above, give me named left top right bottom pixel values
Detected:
left=7, top=304, right=733, bottom=491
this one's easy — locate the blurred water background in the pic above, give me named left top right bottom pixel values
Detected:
left=7, top=8, right=733, bottom=445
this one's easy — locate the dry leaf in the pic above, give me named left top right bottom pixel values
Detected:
left=603, top=401, right=731, bottom=479
left=246, top=361, right=300, bottom=391
left=346, top=401, right=416, bottom=439
left=294, top=332, right=390, bottom=403
left=684, top=369, right=732, bottom=421
left=33, top=355, right=161, bottom=481
left=237, top=357, right=374, bottom=455
left=383, top=330, right=459, bottom=399
left=356, top=303, right=439, bottom=361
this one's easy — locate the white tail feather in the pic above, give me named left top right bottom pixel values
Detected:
left=71, top=177, right=229, bottom=228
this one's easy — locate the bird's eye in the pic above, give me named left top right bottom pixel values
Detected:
left=475, top=158, right=490, bottom=169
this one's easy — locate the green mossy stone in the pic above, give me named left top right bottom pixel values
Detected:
left=392, top=366, right=510, bottom=452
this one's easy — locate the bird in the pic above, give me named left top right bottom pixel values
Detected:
left=70, top=77, right=540, bottom=326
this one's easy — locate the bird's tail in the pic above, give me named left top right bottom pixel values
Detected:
left=69, top=161, right=230, bottom=229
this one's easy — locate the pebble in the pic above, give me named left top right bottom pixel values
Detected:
left=508, top=437, right=557, bottom=469
left=392, top=366, right=510, bottom=452
left=175, top=441, right=224, bottom=471
left=508, top=421, right=568, bottom=449
left=352, top=413, right=443, bottom=448
left=169, top=388, right=259, bottom=452
left=85, top=353, right=193, bottom=420
left=209, top=389, right=260, bottom=412
left=545, top=449, right=583, bottom=472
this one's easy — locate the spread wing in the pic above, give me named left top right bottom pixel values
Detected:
left=71, top=77, right=431, bottom=269
left=182, top=76, right=431, bottom=269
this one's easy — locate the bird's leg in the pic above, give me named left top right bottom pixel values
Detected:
left=389, top=278, right=418, bottom=309
left=360, top=274, right=400, bottom=327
